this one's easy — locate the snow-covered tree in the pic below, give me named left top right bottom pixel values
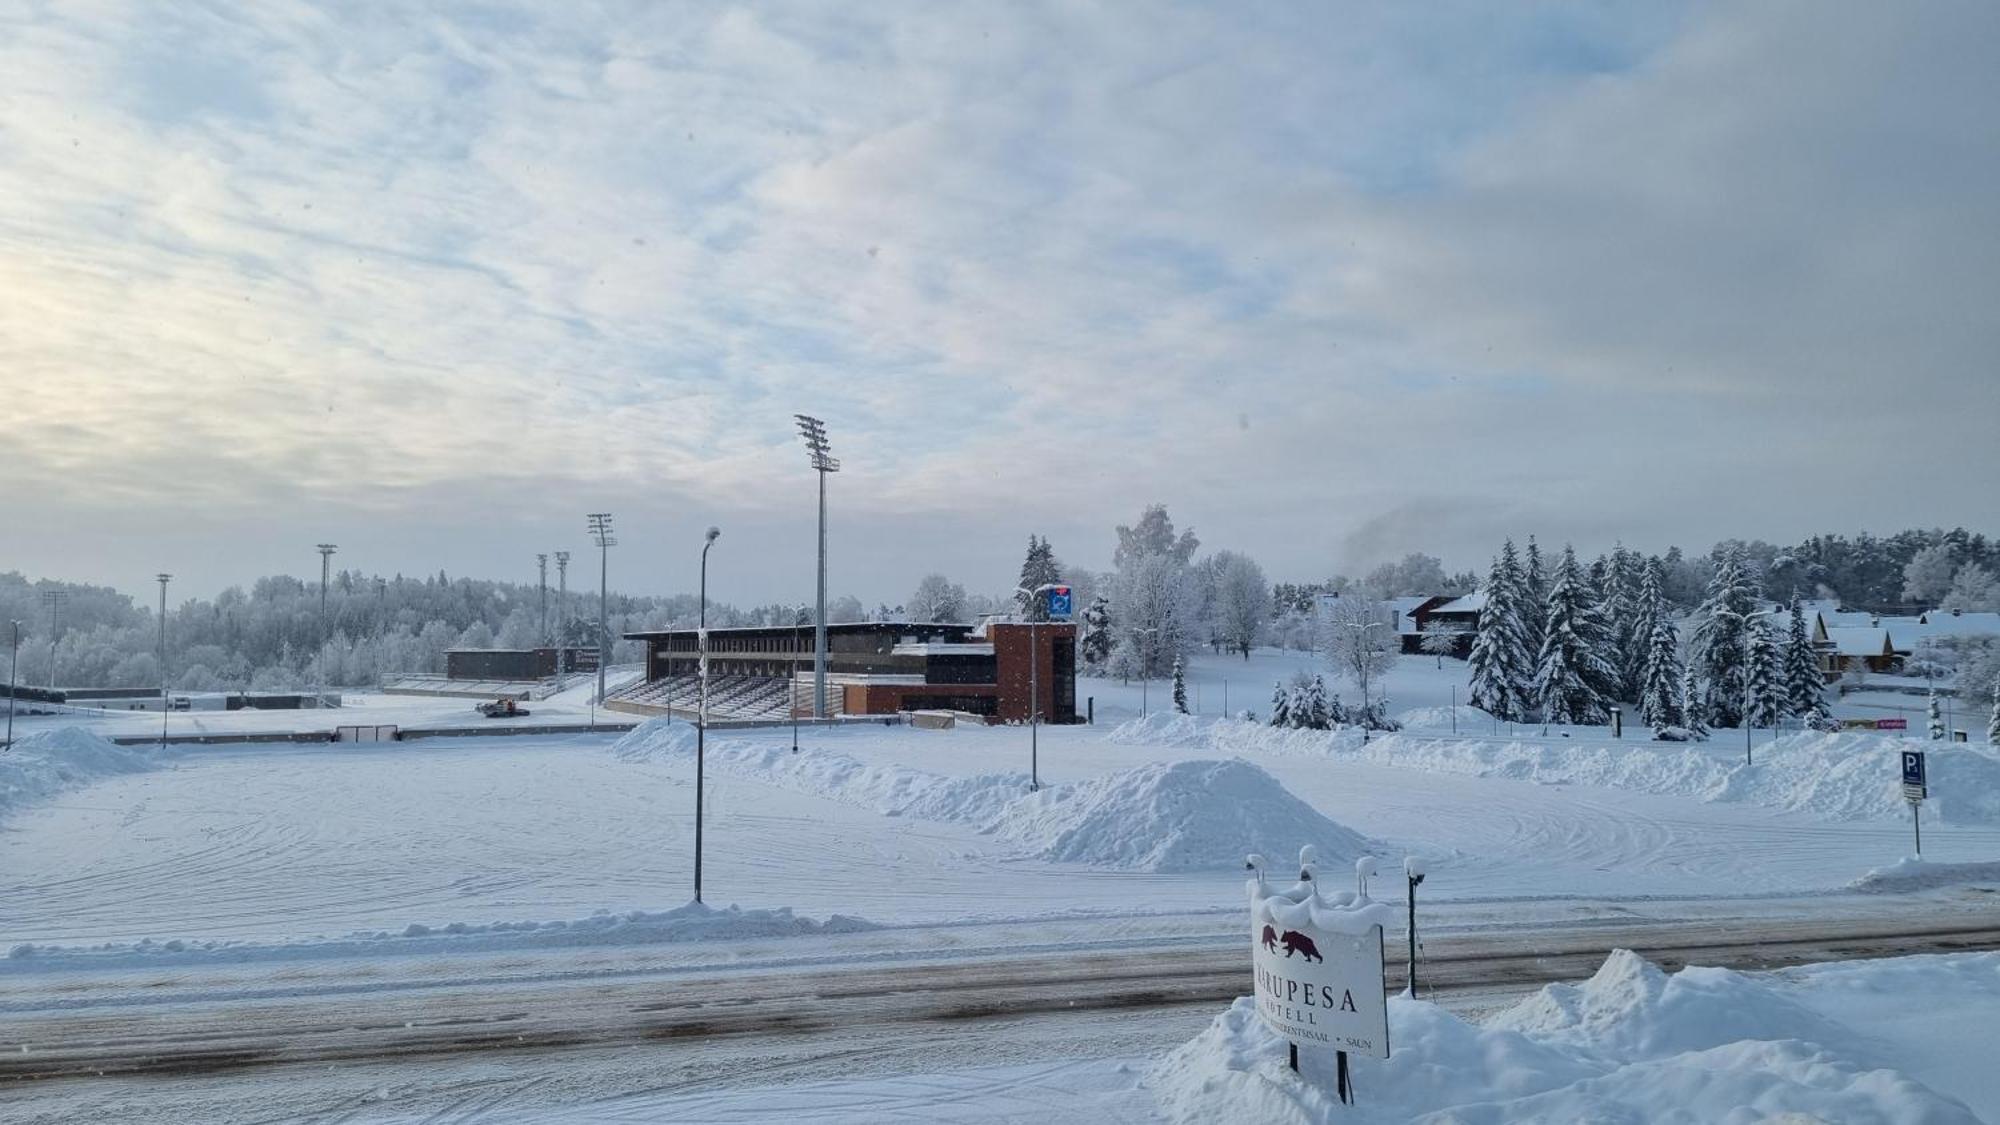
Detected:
left=1522, top=536, right=1548, bottom=663
left=1302, top=675, right=1332, bottom=730
left=1419, top=627, right=1464, bottom=667
left=1928, top=690, right=1945, bottom=740
left=1989, top=679, right=2000, bottom=745
left=1269, top=681, right=1292, bottom=728
left=1901, top=545, right=1958, bottom=605
left=1745, top=616, right=1782, bottom=729
left=1079, top=594, right=1113, bottom=670
left=1172, top=657, right=1189, bottom=714
left=1468, top=541, right=1533, bottom=722
left=1782, top=601, right=1831, bottom=728
left=1534, top=545, right=1621, bottom=725
left=908, top=574, right=967, bottom=624
left=1210, top=552, right=1271, bottom=659
left=1681, top=665, right=1709, bottom=739
left=1361, top=553, right=1452, bottom=597
left=1606, top=546, right=1647, bottom=703
left=1689, top=545, right=1761, bottom=728
left=1940, top=563, right=2000, bottom=613
left=1113, top=505, right=1199, bottom=570
left=1112, top=552, right=1197, bottom=678
left=1641, top=616, right=1685, bottom=734
left=1015, top=536, right=1064, bottom=621
left=1320, top=594, right=1399, bottom=720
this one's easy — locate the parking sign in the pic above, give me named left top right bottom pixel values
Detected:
left=1901, top=750, right=1927, bottom=802
left=1046, top=586, right=1073, bottom=619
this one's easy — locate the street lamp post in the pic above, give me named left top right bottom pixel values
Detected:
left=1340, top=619, right=1389, bottom=742
left=696, top=526, right=720, bottom=904
left=42, top=589, right=64, bottom=692
left=536, top=553, right=549, bottom=644
left=1131, top=627, right=1161, bottom=716
left=794, top=415, right=840, bottom=719
left=1017, top=584, right=1067, bottom=792
left=156, top=573, right=171, bottom=748
left=6, top=619, right=20, bottom=748
left=314, top=544, right=337, bottom=707
left=587, top=515, right=615, bottom=719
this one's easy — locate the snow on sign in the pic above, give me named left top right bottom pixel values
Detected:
left=1247, top=849, right=1392, bottom=1059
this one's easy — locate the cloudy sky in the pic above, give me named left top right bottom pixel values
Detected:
left=3, top=1, right=1995, bottom=606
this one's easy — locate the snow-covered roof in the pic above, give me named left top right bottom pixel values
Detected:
left=1826, top=626, right=1892, bottom=657
left=1890, top=611, right=2000, bottom=650
left=1386, top=596, right=1430, bottom=634
left=1428, top=591, right=1487, bottom=616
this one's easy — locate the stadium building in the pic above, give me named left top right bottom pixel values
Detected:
left=610, top=620, right=1077, bottom=724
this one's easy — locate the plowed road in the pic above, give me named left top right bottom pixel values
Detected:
left=7, top=916, right=1998, bottom=1083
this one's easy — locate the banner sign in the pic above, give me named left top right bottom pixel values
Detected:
left=1877, top=718, right=1908, bottom=731
left=1248, top=855, right=1392, bottom=1059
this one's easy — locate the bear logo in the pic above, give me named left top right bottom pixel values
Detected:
left=1279, top=930, right=1322, bottom=963
left=1260, top=924, right=1280, bottom=953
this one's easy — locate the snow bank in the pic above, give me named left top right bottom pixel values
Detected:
left=1392, top=704, right=1490, bottom=732
left=9, top=900, right=877, bottom=964
left=1112, top=715, right=2000, bottom=825
left=1850, top=857, right=2000, bottom=894
left=0, top=727, right=159, bottom=821
left=1151, top=951, right=1982, bottom=1123
left=612, top=719, right=1375, bottom=871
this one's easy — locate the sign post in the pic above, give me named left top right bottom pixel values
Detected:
left=1901, top=750, right=1927, bottom=858
left=1248, top=848, right=1393, bottom=1105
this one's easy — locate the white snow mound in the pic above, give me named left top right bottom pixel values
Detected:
left=0, top=727, right=158, bottom=821
left=1150, top=951, right=1982, bottom=1123
left=1850, top=857, right=2000, bottom=894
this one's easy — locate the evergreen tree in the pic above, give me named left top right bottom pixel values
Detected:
left=1534, top=545, right=1621, bottom=725
left=1080, top=594, right=1113, bottom=669
left=1172, top=657, right=1189, bottom=714
left=1522, top=536, right=1548, bottom=664
left=1641, top=616, right=1685, bottom=734
left=1269, top=681, right=1292, bottom=728
left=1745, top=616, right=1782, bottom=729
left=1989, top=679, right=2000, bottom=745
left=1681, top=665, right=1709, bottom=739
left=1015, top=536, right=1063, bottom=622
left=1782, top=601, right=1831, bottom=728
left=1468, top=540, right=1533, bottom=722
left=1326, top=691, right=1348, bottom=727
left=1928, top=690, right=1945, bottom=740
left=1606, top=546, right=1647, bottom=704
left=1302, top=675, right=1332, bottom=730
left=1689, top=544, right=1761, bottom=728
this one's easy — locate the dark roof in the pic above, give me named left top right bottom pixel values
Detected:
left=623, top=620, right=976, bottom=642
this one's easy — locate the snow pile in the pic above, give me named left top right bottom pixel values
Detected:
left=613, top=719, right=1374, bottom=871
left=0, top=727, right=159, bottom=821
left=1007, top=760, right=1374, bottom=872
left=1850, top=857, right=2000, bottom=894
left=1392, top=704, right=1490, bottom=732
left=1151, top=951, right=1982, bottom=1123
left=390, top=900, right=877, bottom=944
left=1113, top=716, right=2000, bottom=825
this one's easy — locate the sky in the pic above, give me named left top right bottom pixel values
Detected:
left=2, top=1, right=1996, bottom=607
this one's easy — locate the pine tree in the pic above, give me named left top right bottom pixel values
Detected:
left=1469, top=540, right=1533, bottom=722
left=1326, top=691, right=1348, bottom=727
left=1080, top=594, right=1112, bottom=668
left=1016, top=536, right=1062, bottom=622
left=1988, top=679, right=2000, bottom=745
left=1172, top=657, right=1189, bottom=714
left=1269, top=681, right=1291, bottom=728
left=1303, top=675, right=1331, bottom=730
left=1690, top=545, right=1761, bottom=728
left=1606, top=546, right=1646, bottom=704
left=1681, top=665, right=1709, bottom=739
left=1534, top=545, right=1621, bottom=725
left=1641, top=616, right=1685, bottom=734
left=1522, top=536, right=1548, bottom=665
left=1928, top=690, right=1945, bottom=740
left=1782, top=601, right=1831, bottom=729
left=1745, top=616, right=1782, bottom=729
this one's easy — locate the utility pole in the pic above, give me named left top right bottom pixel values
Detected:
left=6, top=619, right=20, bottom=748
left=794, top=415, right=839, bottom=718
left=587, top=515, right=614, bottom=711
left=536, top=553, right=549, bottom=645
left=554, top=551, right=571, bottom=672
left=156, top=574, right=171, bottom=748
left=42, top=589, right=65, bottom=691
left=316, top=544, right=337, bottom=707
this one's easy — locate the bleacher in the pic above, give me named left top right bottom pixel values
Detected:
left=606, top=674, right=831, bottom=721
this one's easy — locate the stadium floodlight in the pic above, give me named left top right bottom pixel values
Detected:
left=536, top=553, right=549, bottom=645
left=156, top=573, right=172, bottom=748
left=793, top=415, right=839, bottom=719
left=554, top=551, right=571, bottom=663
left=316, top=545, right=337, bottom=708
left=42, top=589, right=66, bottom=691
left=6, top=619, right=21, bottom=749
left=694, top=525, right=721, bottom=904
left=587, top=514, right=615, bottom=717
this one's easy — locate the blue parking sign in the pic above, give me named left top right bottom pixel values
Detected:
left=1046, top=586, right=1073, bottom=619
left=1901, top=750, right=1926, bottom=788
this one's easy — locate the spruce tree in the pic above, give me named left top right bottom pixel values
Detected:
left=1303, top=675, right=1331, bottom=730
left=1606, top=546, right=1646, bottom=704
left=1690, top=545, right=1760, bottom=728
left=1534, top=545, right=1620, bottom=725
left=1681, top=665, right=1709, bottom=739
left=1641, top=616, right=1685, bottom=734
left=1269, top=681, right=1291, bottom=728
left=1928, top=690, right=1945, bottom=740
left=1016, top=536, right=1062, bottom=622
left=1326, top=690, right=1348, bottom=727
left=1782, top=601, right=1831, bottom=729
left=1469, top=540, right=1533, bottom=722
left=1745, top=616, right=1782, bottom=729
left=1988, top=679, right=2000, bottom=745
left=1172, top=657, right=1189, bottom=714
left=1522, top=536, right=1548, bottom=665
left=1080, top=594, right=1112, bottom=668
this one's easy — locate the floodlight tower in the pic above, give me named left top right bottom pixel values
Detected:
left=555, top=550, right=571, bottom=672
left=587, top=515, right=615, bottom=708
left=793, top=415, right=839, bottom=718
left=315, top=545, right=337, bottom=707
left=42, top=589, right=66, bottom=691
left=156, top=573, right=171, bottom=747
left=536, top=553, right=549, bottom=644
